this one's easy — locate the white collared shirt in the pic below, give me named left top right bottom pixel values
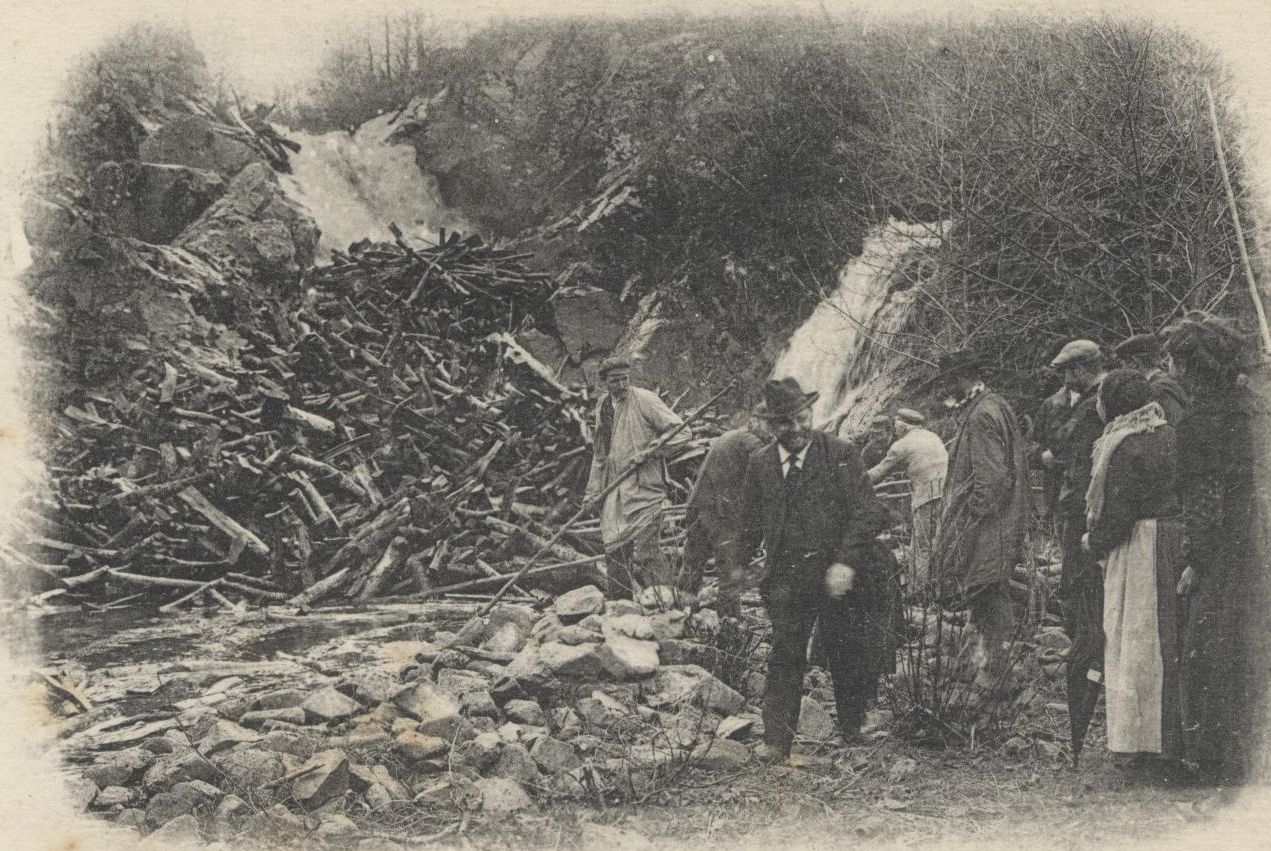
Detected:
left=777, top=442, right=811, bottom=478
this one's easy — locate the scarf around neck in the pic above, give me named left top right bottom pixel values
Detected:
left=1085, top=401, right=1167, bottom=528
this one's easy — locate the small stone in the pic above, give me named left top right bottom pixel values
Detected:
left=211, top=747, right=285, bottom=791
left=888, top=756, right=918, bottom=783
left=475, top=777, right=533, bottom=814
left=600, top=613, right=656, bottom=640
left=642, top=665, right=745, bottom=716
left=483, top=622, right=525, bottom=654
left=291, top=749, right=350, bottom=808
left=144, top=788, right=198, bottom=828
left=554, top=585, right=605, bottom=623
left=548, top=707, right=581, bottom=734
left=214, top=794, right=249, bottom=830
left=689, top=738, right=752, bottom=770
left=413, top=772, right=479, bottom=808
left=302, top=686, right=360, bottom=724
left=716, top=715, right=757, bottom=740
left=689, top=609, right=721, bottom=634
left=648, top=610, right=688, bottom=641
left=254, top=688, right=307, bottom=711
left=493, top=742, right=542, bottom=786
left=529, top=737, right=581, bottom=775
left=394, top=682, right=462, bottom=738
left=199, top=719, right=262, bottom=755
left=603, top=634, right=660, bottom=679
left=259, top=730, right=317, bottom=759
left=797, top=697, right=836, bottom=741
left=454, top=731, right=502, bottom=771
left=116, top=808, right=147, bottom=830
left=460, top=689, right=500, bottom=719
left=505, top=699, right=546, bottom=726
left=605, top=600, right=643, bottom=616
left=317, top=813, right=359, bottom=839
left=92, top=786, right=138, bottom=809
left=67, top=778, right=98, bottom=812
left=86, top=747, right=154, bottom=788
left=436, top=669, right=491, bottom=696
left=394, top=731, right=450, bottom=761
left=240, top=707, right=306, bottom=728
left=146, top=813, right=201, bottom=844
left=639, top=585, right=691, bottom=612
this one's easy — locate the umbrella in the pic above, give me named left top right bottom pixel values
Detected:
left=1065, top=578, right=1104, bottom=767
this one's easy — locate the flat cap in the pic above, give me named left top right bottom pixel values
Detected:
left=896, top=408, right=925, bottom=425
left=1113, top=333, right=1162, bottom=361
left=1049, top=339, right=1101, bottom=368
left=870, top=414, right=893, bottom=427
left=598, top=355, right=632, bottom=376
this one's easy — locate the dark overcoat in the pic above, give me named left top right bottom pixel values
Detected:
left=932, top=390, right=1030, bottom=603
left=687, top=427, right=765, bottom=532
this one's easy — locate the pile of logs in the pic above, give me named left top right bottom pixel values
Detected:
left=19, top=228, right=716, bottom=612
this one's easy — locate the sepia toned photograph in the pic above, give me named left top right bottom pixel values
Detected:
left=2, top=1, right=1270, bottom=848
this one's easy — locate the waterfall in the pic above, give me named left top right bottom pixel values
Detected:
left=278, top=103, right=467, bottom=255
left=772, top=218, right=945, bottom=434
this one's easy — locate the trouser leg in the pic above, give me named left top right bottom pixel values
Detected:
left=910, top=501, right=938, bottom=593
left=969, top=581, right=1015, bottom=685
left=604, top=541, right=636, bottom=600
left=679, top=510, right=712, bottom=593
left=762, top=585, right=817, bottom=755
left=631, top=515, right=669, bottom=589
left=821, top=600, right=873, bottom=735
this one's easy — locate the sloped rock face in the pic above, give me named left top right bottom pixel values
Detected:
left=140, top=115, right=262, bottom=179
left=90, top=160, right=225, bottom=243
left=176, top=162, right=320, bottom=286
left=552, top=287, right=626, bottom=364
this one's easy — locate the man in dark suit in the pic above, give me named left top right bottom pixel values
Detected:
left=739, top=377, right=892, bottom=763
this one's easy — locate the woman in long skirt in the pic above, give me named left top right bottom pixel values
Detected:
left=1165, top=314, right=1258, bottom=784
left=1083, top=369, right=1184, bottom=771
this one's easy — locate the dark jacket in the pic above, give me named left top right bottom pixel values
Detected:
left=1086, top=426, right=1180, bottom=558
left=1148, top=371, right=1191, bottom=426
left=1033, top=386, right=1082, bottom=515
left=687, top=427, right=765, bottom=528
left=739, top=432, right=880, bottom=589
left=1058, top=394, right=1106, bottom=522
left=932, top=390, right=1030, bottom=600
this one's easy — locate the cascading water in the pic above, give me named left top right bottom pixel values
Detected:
left=278, top=101, right=467, bottom=255
left=772, top=218, right=946, bottom=435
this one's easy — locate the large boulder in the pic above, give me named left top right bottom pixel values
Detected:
left=85, top=747, right=154, bottom=788
left=140, top=114, right=262, bottom=179
left=90, top=160, right=225, bottom=243
left=176, top=162, right=320, bottom=284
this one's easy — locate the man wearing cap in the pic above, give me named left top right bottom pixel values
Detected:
left=1114, top=333, right=1190, bottom=424
left=681, top=408, right=770, bottom=617
left=1032, top=341, right=1099, bottom=527
left=585, top=356, right=687, bottom=600
left=1050, top=340, right=1109, bottom=741
left=738, top=377, right=894, bottom=762
left=931, top=350, right=1029, bottom=698
left=867, top=408, right=948, bottom=591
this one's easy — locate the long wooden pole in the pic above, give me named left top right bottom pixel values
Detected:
left=474, top=381, right=735, bottom=617
left=1205, top=82, right=1271, bottom=354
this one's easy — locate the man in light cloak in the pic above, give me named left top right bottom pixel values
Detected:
left=585, top=356, right=687, bottom=600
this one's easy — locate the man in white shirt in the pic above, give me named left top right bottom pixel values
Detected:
left=867, top=408, right=948, bottom=591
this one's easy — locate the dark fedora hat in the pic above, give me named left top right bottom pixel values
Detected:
left=1112, top=333, right=1162, bottom=362
left=936, top=349, right=989, bottom=378
left=756, top=376, right=819, bottom=419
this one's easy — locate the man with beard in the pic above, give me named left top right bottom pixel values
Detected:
left=739, top=377, right=892, bottom=764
